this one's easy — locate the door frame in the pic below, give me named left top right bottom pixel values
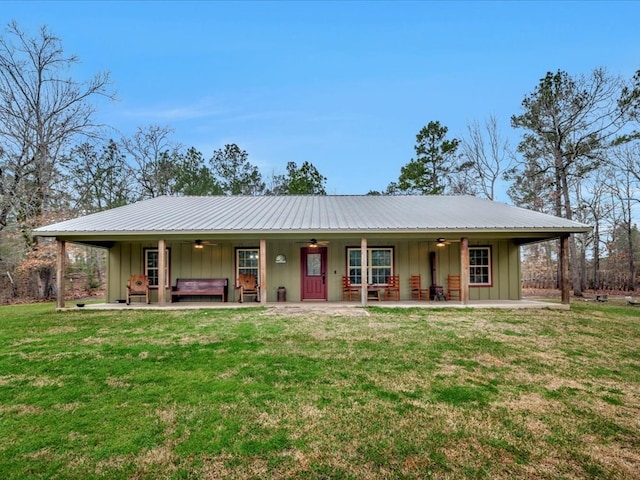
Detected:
left=300, top=247, right=328, bottom=301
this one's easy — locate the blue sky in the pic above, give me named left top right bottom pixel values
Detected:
left=4, top=1, right=639, bottom=199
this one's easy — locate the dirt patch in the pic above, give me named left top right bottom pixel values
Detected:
left=264, top=304, right=370, bottom=317
left=523, top=288, right=635, bottom=302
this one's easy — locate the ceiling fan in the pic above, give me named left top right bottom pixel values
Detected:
left=191, top=239, right=217, bottom=249
left=297, top=238, right=330, bottom=248
left=435, top=237, right=456, bottom=247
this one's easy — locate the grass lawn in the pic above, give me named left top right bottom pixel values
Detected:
left=1, top=303, right=639, bottom=479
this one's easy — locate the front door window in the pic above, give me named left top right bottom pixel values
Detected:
left=307, top=252, right=322, bottom=276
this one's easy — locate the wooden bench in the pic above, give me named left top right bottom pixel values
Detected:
left=171, top=278, right=228, bottom=303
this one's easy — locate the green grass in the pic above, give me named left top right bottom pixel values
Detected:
left=1, top=303, right=639, bottom=479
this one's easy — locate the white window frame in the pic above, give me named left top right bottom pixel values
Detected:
left=236, top=247, right=260, bottom=280
left=469, top=246, right=492, bottom=286
left=347, top=247, right=394, bottom=286
left=144, top=247, right=170, bottom=288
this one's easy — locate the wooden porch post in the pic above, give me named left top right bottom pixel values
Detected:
left=158, top=239, right=166, bottom=305
left=260, top=239, right=267, bottom=304
left=460, top=237, right=469, bottom=305
left=559, top=234, right=570, bottom=305
left=361, top=237, right=368, bottom=306
left=56, top=239, right=66, bottom=309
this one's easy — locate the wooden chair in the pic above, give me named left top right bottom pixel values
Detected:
left=410, top=274, right=429, bottom=300
left=447, top=275, right=461, bottom=301
left=384, top=275, right=400, bottom=301
left=342, top=275, right=360, bottom=301
left=237, top=273, right=260, bottom=302
left=126, top=274, right=150, bottom=305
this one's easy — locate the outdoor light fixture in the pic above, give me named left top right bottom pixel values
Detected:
left=436, top=238, right=446, bottom=247
left=194, top=240, right=204, bottom=249
left=296, top=238, right=329, bottom=248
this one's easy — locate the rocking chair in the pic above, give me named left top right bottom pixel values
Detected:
left=237, top=274, right=260, bottom=302
left=410, top=274, right=429, bottom=300
left=384, top=275, right=400, bottom=301
left=126, top=274, right=150, bottom=305
left=342, top=275, right=360, bottom=301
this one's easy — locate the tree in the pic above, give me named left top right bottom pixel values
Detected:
left=173, top=147, right=222, bottom=196
left=507, top=157, right=556, bottom=214
left=265, top=170, right=288, bottom=196
left=510, top=68, right=635, bottom=295
left=0, top=22, right=114, bottom=300
left=210, top=144, right=265, bottom=195
left=280, top=161, right=327, bottom=195
left=62, top=140, right=135, bottom=213
left=460, top=115, right=513, bottom=200
left=580, top=167, right=614, bottom=290
left=604, top=143, right=640, bottom=290
left=0, top=21, right=115, bottom=237
left=392, top=121, right=460, bottom=195
left=619, top=69, right=640, bottom=140
left=121, top=125, right=183, bottom=199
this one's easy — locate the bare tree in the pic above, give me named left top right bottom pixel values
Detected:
left=0, top=21, right=115, bottom=300
left=460, top=115, right=513, bottom=200
left=582, top=168, right=615, bottom=290
left=605, top=143, right=640, bottom=290
left=61, top=140, right=136, bottom=213
left=120, top=125, right=182, bottom=199
left=0, top=21, right=115, bottom=237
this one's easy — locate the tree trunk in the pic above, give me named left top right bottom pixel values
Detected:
left=593, top=221, right=600, bottom=290
left=626, top=221, right=636, bottom=291
left=557, top=156, right=583, bottom=296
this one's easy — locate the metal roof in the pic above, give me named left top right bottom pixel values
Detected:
left=34, top=195, right=591, bottom=238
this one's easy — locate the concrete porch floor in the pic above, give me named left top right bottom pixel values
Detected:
left=63, top=298, right=568, bottom=312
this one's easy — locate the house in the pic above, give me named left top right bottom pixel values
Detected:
left=34, top=195, right=591, bottom=308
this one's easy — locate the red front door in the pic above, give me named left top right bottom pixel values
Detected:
left=301, top=247, right=327, bottom=300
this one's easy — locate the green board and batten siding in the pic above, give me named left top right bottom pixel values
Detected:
left=108, top=238, right=521, bottom=303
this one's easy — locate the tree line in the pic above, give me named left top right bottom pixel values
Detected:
left=1, top=21, right=639, bottom=301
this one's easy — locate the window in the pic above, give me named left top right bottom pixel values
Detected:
left=469, top=246, right=491, bottom=285
left=347, top=247, right=394, bottom=285
left=144, top=248, right=170, bottom=288
left=236, top=248, right=259, bottom=279
left=307, top=252, right=322, bottom=276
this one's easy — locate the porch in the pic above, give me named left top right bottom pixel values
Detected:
left=60, top=298, right=568, bottom=312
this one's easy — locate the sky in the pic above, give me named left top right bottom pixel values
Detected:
left=3, top=0, right=639, bottom=200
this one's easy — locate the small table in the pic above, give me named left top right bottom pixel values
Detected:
left=367, top=288, right=382, bottom=301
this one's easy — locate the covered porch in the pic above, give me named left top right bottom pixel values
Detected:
left=35, top=196, right=589, bottom=311
left=59, top=298, right=569, bottom=312
left=53, top=234, right=574, bottom=309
